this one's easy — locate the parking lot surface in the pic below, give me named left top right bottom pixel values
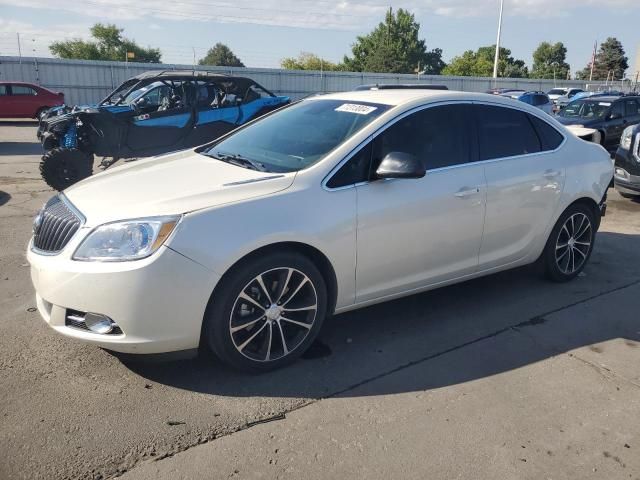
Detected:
left=1, top=120, right=639, bottom=480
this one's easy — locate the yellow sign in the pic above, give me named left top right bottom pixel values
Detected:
left=126, top=52, right=135, bottom=59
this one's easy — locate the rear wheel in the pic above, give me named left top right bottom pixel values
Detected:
left=203, top=252, right=327, bottom=372
left=542, top=204, right=596, bottom=282
left=39, top=148, right=93, bottom=191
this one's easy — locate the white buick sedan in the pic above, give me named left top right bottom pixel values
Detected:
left=28, top=90, right=613, bottom=371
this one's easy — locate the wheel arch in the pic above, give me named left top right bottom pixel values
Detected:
left=206, top=241, right=339, bottom=317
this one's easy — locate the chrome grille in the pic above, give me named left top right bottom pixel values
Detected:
left=33, top=195, right=82, bottom=253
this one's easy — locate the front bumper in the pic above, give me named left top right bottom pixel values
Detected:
left=28, top=241, right=220, bottom=354
left=614, top=166, right=640, bottom=195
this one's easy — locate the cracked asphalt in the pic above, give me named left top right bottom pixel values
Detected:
left=1, top=120, right=639, bottom=480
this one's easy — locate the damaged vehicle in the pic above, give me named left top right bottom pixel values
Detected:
left=37, top=70, right=289, bottom=191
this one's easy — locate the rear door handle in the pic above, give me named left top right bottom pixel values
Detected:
left=455, top=187, right=481, bottom=198
left=543, top=169, right=561, bottom=179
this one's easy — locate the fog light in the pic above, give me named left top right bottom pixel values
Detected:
left=84, top=313, right=115, bottom=334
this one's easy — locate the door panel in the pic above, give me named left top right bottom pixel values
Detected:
left=353, top=103, right=485, bottom=303
left=476, top=105, right=565, bottom=269
left=355, top=166, right=486, bottom=302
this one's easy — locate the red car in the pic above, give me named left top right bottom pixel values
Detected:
left=0, top=82, right=64, bottom=119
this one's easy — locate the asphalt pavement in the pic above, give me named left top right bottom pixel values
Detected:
left=1, top=120, right=639, bottom=480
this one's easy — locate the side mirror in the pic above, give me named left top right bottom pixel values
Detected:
left=134, top=96, right=148, bottom=108
left=375, top=152, right=425, bottom=180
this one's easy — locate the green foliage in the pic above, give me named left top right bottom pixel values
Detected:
left=342, top=8, right=445, bottom=74
left=576, top=37, right=629, bottom=81
left=442, top=45, right=528, bottom=78
left=281, top=52, right=342, bottom=71
left=198, top=43, right=245, bottom=67
left=530, top=42, right=570, bottom=79
left=49, top=24, right=161, bottom=63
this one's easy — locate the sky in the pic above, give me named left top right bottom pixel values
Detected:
left=0, top=0, right=639, bottom=77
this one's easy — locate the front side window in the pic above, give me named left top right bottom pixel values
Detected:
left=12, top=85, right=36, bottom=95
left=0, top=85, right=7, bottom=96
left=476, top=105, right=540, bottom=160
left=202, top=99, right=390, bottom=173
left=326, top=143, right=372, bottom=188
left=371, top=104, right=471, bottom=171
left=611, top=101, right=625, bottom=118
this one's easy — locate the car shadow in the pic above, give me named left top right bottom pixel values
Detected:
left=0, top=142, right=43, bottom=156
left=0, top=120, right=39, bottom=126
left=120, top=231, right=640, bottom=399
left=0, top=191, right=11, bottom=206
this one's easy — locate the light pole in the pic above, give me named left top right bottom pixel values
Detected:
left=492, top=0, right=505, bottom=86
left=551, top=61, right=559, bottom=87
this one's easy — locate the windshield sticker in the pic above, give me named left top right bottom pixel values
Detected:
left=598, top=102, right=611, bottom=106
left=335, top=104, right=378, bottom=115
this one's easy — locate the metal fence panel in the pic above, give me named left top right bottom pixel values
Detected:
left=1, top=55, right=593, bottom=106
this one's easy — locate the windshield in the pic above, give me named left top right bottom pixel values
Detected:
left=548, top=89, right=567, bottom=95
left=202, top=99, right=390, bottom=173
left=559, top=99, right=610, bottom=119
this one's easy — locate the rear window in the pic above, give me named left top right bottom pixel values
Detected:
left=476, top=105, right=541, bottom=160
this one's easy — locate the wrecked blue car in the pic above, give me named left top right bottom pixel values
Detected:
left=37, top=70, right=289, bottom=190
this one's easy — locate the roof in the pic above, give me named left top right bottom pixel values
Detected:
left=580, top=95, right=630, bottom=102
left=313, top=89, right=535, bottom=108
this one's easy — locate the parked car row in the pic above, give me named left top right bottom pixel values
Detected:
left=0, top=82, right=64, bottom=118
left=26, top=89, right=613, bottom=371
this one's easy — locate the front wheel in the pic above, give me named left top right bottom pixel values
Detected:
left=541, top=204, right=596, bottom=282
left=203, top=252, right=327, bottom=372
left=40, top=148, right=94, bottom=191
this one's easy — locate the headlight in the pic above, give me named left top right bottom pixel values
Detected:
left=619, top=126, right=633, bottom=150
left=73, top=216, right=180, bottom=262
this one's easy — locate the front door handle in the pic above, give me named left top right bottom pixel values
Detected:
left=454, top=187, right=481, bottom=198
left=543, top=169, right=561, bottom=179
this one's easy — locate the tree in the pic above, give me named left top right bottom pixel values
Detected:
left=531, top=42, right=570, bottom=80
left=198, top=43, right=244, bottom=67
left=577, top=37, right=629, bottom=81
left=281, top=52, right=342, bottom=71
left=442, top=45, right=528, bottom=78
left=342, top=8, right=445, bottom=74
left=50, top=24, right=161, bottom=63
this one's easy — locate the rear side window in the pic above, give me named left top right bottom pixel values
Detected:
left=11, top=85, right=36, bottom=95
left=372, top=104, right=471, bottom=171
left=624, top=99, right=640, bottom=116
left=475, top=105, right=541, bottom=160
left=534, top=95, right=549, bottom=106
left=0, top=85, right=7, bottom=95
left=529, top=115, right=564, bottom=151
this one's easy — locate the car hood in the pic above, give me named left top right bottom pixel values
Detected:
left=64, top=149, right=296, bottom=226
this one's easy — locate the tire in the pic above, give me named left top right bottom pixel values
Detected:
left=203, top=252, right=327, bottom=373
left=542, top=204, right=596, bottom=282
left=39, top=148, right=94, bottom=191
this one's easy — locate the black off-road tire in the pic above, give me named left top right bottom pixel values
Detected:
left=39, top=148, right=94, bottom=191
left=203, top=252, right=328, bottom=373
left=541, top=203, right=597, bottom=283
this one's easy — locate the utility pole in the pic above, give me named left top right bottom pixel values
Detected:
left=17, top=32, right=22, bottom=63
left=589, top=41, right=597, bottom=82
left=492, top=0, right=504, bottom=86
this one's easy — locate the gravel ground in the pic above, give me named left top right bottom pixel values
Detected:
left=1, top=120, right=639, bottom=480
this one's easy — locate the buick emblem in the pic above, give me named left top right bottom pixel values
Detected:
left=33, top=212, right=43, bottom=235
